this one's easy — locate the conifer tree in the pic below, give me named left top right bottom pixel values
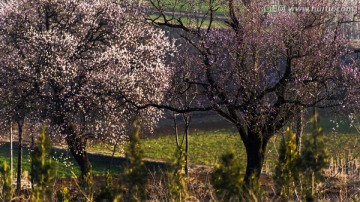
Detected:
left=0, top=161, right=14, bottom=201
left=212, top=151, right=243, bottom=201
left=122, top=122, right=148, bottom=202
left=297, top=113, right=328, bottom=201
left=275, top=128, right=299, bottom=200
left=31, top=126, right=54, bottom=201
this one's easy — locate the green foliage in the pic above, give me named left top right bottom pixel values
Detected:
left=80, top=169, right=94, bottom=200
left=274, top=128, right=299, bottom=200
left=297, top=113, right=328, bottom=201
left=56, top=187, right=71, bottom=202
left=211, top=150, right=244, bottom=201
left=274, top=113, right=329, bottom=201
left=0, top=161, right=14, bottom=201
left=31, top=126, right=55, bottom=201
left=164, top=147, right=188, bottom=201
left=245, top=175, right=263, bottom=201
left=94, top=171, right=119, bottom=202
left=121, top=122, right=148, bottom=202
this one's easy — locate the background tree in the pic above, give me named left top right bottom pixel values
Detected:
left=0, top=0, right=175, bottom=181
left=149, top=0, right=360, bottom=187
left=0, top=76, right=33, bottom=192
left=168, top=53, right=203, bottom=174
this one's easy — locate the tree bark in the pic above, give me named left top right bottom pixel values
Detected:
left=16, top=120, right=23, bottom=193
left=296, top=108, right=303, bottom=154
left=65, top=126, right=92, bottom=185
left=242, top=131, right=269, bottom=189
left=184, top=114, right=191, bottom=175
left=173, top=112, right=183, bottom=148
left=10, top=121, right=13, bottom=181
left=108, top=140, right=118, bottom=170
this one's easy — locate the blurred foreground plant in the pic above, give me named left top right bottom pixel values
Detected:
left=31, top=126, right=54, bottom=201
left=0, top=161, right=14, bottom=201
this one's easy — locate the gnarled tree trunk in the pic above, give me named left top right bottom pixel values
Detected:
left=241, top=130, right=270, bottom=189
left=64, top=125, right=92, bottom=185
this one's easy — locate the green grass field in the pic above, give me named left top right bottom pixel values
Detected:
left=0, top=116, right=358, bottom=178
left=139, top=130, right=359, bottom=166
left=90, top=114, right=360, bottom=167
left=149, top=0, right=230, bottom=15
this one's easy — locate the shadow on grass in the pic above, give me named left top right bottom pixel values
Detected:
left=0, top=142, right=167, bottom=178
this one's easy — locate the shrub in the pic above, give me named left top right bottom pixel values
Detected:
left=56, top=187, right=71, bottom=202
left=94, top=171, right=118, bottom=202
left=274, top=128, right=299, bottom=200
left=211, top=150, right=244, bottom=201
left=31, top=126, right=54, bottom=201
left=164, top=147, right=188, bottom=201
left=0, top=161, right=14, bottom=201
left=297, top=113, right=328, bottom=201
left=122, top=123, right=148, bottom=201
left=95, top=123, right=148, bottom=201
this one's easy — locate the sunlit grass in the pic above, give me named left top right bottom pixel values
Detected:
left=0, top=118, right=358, bottom=178
left=148, top=14, right=228, bottom=29
left=139, top=130, right=359, bottom=167
left=148, top=0, right=229, bottom=15
left=0, top=143, right=79, bottom=178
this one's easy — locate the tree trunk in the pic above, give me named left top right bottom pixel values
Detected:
left=30, top=128, right=36, bottom=190
left=296, top=108, right=303, bottom=154
left=173, top=112, right=183, bottom=148
left=184, top=115, right=190, bottom=175
left=108, top=140, right=118, bottom=170
left=65, top=126, right=92, bottom=185
left=10, top=120, right=13, bottom=180
left=242, top=132, right=269, bottom=189
left=16, top=120, right=23, bottom=193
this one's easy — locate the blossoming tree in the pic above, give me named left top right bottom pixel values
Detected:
left=149, top=0, right=359, bottom=187
left=0, top=0, right=175, bottom=180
